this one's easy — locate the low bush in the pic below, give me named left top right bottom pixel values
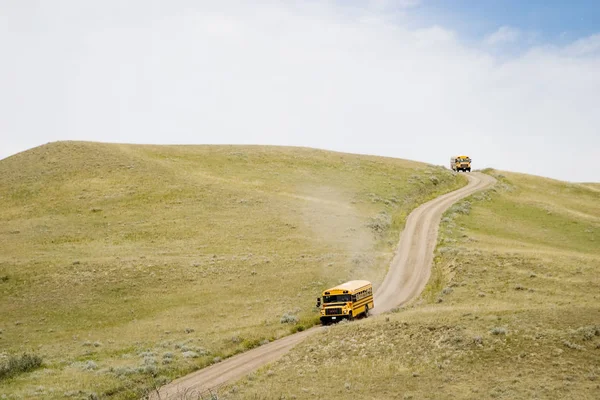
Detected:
left=367, top=211, right=392, bottom=234
left=0, top=353, right=43, bottom=380
left=280, top=313, right=299, bottom=324
left=490, top=327, right=507, bottom=336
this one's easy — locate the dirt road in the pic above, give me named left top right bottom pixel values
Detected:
left=373, top=172, right=496, bottom=313
left=153, top=172, right=495, bottom=399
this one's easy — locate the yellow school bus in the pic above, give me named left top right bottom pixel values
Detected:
left=450, top=155, right=472, bottom=172
left=316, top=280, right=374, bottom=324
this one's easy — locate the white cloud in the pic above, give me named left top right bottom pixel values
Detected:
left=565, top=33, right=600, bottom=55
left=368, top=0, right=421, bottom=9
left=1, top=1, right=599, bottom=182
left=485, top=26, right=521, bottom=45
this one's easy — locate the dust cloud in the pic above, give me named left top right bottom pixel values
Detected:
left=294, top=185, right=383, bottom=286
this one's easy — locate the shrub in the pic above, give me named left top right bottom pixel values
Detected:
left=84, top=361, right=98, bottom=371
left=280, top=313, right=299, bottom=324
left=367, top=212, right=392, bottom=234
left=142, top=364, right=158, bottom=376
left=438, top=247, right=457, bottom=255
left=576, top=325, right=600, bottom=341
left=162, top=352, right=175, bottom=365
left=563, top=340, right=584, bottom=350
left=0, top=353, right=43, bottom=380
left=490, top=327, right=507, bottom=335
left=196, top=347, right=210, bottom=356
left=179, top=345, right=209, bottom=356
left=71, top=360, right=99, bottom=371
left=143, top=356, right=157, bottom=365
left=242, top=338, right=262, bottom=350
left=453, top=201, right=471, bottom=215
left=231, top=335, right=242, bottom=344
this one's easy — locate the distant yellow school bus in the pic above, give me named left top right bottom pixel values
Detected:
left=316, top=280, right=374, bottom=324
left=450, top=155, right=472, bottom=172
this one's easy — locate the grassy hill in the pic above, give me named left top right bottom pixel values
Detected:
left=228, top=170, right=600, bottom=400
left=0, top=141, right=464, bottom=399
left=582, top=183, right=600, bottom=193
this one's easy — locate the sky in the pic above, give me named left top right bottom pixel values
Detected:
left=1, top=0, right=599, bottom=182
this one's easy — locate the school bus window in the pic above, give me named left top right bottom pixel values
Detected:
left=324, top=294, right=351, bottom=303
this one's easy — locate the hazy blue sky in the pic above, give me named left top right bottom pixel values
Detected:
left=412, top=0, right=600, bottom=40
left=2, top=0, right=599, bottom=182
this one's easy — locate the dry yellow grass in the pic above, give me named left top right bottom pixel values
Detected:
left=0, top=141, right=465, bottom=399
left=224, top=170, right=599, bottom=400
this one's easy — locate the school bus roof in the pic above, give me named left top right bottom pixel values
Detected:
left=324, top=280, right=372, bottom=293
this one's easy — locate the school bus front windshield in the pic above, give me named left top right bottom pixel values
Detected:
left=323, top=294, right=351, bottom=303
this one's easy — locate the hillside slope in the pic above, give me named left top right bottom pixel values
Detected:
left=227, top=170, right=600, bottom=400
left=154, top=173, right=495, bottom=399
left=0, top=142, right=465, bottom=399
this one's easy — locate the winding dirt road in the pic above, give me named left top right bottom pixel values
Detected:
left=153, top=172, right=495, bottom=399
left=373, top=172, right=496, bottom=313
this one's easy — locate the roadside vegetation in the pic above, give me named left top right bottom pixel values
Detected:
left=225, top=170, right=599, bottom=400
left=0, top=141, right=464, bottom=399
left=0, top=353, right=43, bottom=381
